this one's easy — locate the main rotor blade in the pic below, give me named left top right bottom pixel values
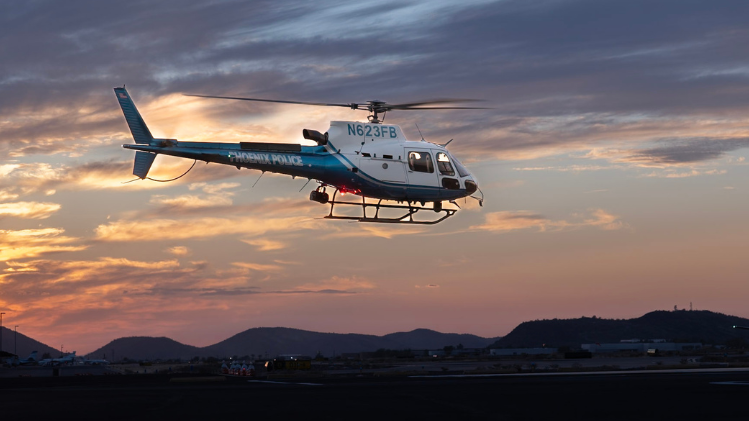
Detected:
left=389, top=106, right=492, bottom=110
left=184, top=94, right=354, bottom=108
left=386, top=99, right=485, bottom=109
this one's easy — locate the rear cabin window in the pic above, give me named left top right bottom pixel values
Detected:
left=436, top=152, right=455, bottom=176
left=408, top=151, right=434, bottom=173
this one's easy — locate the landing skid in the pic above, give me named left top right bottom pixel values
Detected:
left=321, top=189, right=457, bottom=225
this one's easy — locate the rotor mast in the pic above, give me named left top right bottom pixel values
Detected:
left=360, top=100, right=387, bottom=124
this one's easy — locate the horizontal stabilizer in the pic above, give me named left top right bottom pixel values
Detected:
left=114, top=87, right=153, bottom=144
left=133, top=151, right=157, bottom=179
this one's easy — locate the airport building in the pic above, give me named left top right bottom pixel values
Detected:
left=581, top=342, right=702, bottom=353
left=489, top=348, right=558, bottom=356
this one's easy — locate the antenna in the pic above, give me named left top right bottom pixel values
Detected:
left=415, top=123, right=424, bottom=141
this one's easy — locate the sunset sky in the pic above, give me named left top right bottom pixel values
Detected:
left=2, top=0, right=749, bottom=353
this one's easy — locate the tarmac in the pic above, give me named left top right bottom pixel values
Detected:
left=2, top=367, right=749, bottom=420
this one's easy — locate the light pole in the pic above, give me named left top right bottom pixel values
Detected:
left=0, top=312, right=5, bottom=353
left=15, top=326, right=19, bottom=356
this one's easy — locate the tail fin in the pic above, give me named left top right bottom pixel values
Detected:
left=114, top=87, right=158, bottom=179
left=114, top=87, right=153, bottom=144
left=133, top=151, right=157, bottom=179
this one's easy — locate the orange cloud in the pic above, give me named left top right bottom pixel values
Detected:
left=0, top=189, right=19, bottom=201
left=295, top=276, right=374, bottom=293
left=0, top=201, right=61, bottom=219
left=165, top=246, right=191, bottom=256
left=232, top=262, right=283, bottom=272
left=471, top=209, right=624, bottom=233
left=150, top=194, right=233, bottom=209
left=0, top=158, right=242, bottom=197
left=241, top=238, right=287, bottom=251
left=95, top=215, right=323, bottom=242
left=0, top=228, right=86, bottom=261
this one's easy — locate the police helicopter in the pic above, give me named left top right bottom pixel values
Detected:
left=114, top=87, right=484, bottom=224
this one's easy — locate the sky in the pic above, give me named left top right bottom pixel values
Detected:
left=2, top=0, right=749, bottom=353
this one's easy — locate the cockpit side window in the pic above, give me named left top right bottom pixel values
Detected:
left=408, top=151, right=434, bottom=173
left=436, top=152, right=455, bottom=176
left=448, top=152, right=471, bottom=177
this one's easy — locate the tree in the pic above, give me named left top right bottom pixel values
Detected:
left=443, top=346, right=454, bottom=356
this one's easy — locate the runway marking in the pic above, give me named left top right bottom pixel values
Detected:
left=248, top=380, right=323, bottom=386
left=409, top=367, right=749, bottom=379
left=710, top=381, right=749, bottom=386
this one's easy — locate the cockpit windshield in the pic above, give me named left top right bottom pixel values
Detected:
left=447, top=152, right=471, bottom=177
left=435, top=152, right=455, bottom=176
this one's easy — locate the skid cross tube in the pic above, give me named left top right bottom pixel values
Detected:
left=323, top=190, right=457, bottom=224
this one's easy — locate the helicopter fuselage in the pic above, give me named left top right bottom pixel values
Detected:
left=124, top=121, right=478, bottom=203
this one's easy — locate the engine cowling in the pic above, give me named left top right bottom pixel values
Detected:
left=303, top=129, right=328, bottom=146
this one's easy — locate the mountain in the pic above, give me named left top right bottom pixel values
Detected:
left=0, top=326, right=60, bottom=358
left=489, top=310, right=749, bottom=348
left=85, top=337, right=201, bottom=361
left=83, top=328, right=500, bottom=360
left=202, top=327, right=394, bottom=358
left=382, top=329, right=498, bottom=349
left=202, top=327, right=499, bottom=358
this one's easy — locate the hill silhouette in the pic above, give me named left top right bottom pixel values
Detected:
left=382, top=328, right=497, bottom=350
left=86, top=328, right=499, bottom=361
left=202, top=327, right=499, bottom=359
left=490, top=310, right=749, bottom=348
left=86, top=337, right=202, bottom=361
left=0, top=327, right=59, bottom=358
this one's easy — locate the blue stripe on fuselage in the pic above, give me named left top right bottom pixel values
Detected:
left=123, top=141, right=466, bottom=202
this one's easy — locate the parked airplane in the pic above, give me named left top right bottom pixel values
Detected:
left=18, top=351, right=38, bottom=365
left=5, top=351, right=38, bottom=366
left=39, top=351, right=77, bottom=366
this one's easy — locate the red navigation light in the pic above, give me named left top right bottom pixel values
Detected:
left=338, top=186, right=361, bottom=196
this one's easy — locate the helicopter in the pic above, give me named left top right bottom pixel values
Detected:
left=114, top=87, right=484, bottom=224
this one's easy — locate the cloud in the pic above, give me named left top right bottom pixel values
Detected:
left=148, top=182, right=242, bottom=211
left=0, top=159, right=242, bottom=197
left=241, top=238, right=287, bottom=251
left=150, top=194, right=233, bottom=210
left=165, top=246, right=190, bottom=256
left=641, top=169, right=727, bottom=178
left=0, top=201, right=61, bottom=219
left=471, top=209, right=624, bottom=233
left=623, top=137, right=749, bottom=166
left=0, top=257, right=205, bottom=335
left=95, top=215, right=323, bottom=242
left=0, top=189, right=19, bottom=201
left=513, top=165, right=619, bottom=172
left=134, top=195, right=318, bottom=219
left=0, top=228, right=86, bottom=261
left=295, top=276, right=374, bottom=293
left=2, top=0, right=749, bottom=173
left=232, top=262, right=283, bottom=272
left=189, top=182, right=241, bottom=195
